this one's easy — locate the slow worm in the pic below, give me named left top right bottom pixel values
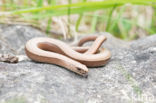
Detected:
left=25, top=35, right=111, bottom=77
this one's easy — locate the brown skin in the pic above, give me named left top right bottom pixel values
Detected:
left=25, top=35, right=111, bottom=77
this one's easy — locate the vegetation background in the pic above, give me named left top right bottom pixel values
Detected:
left=0, top=0, right=156, bottom=40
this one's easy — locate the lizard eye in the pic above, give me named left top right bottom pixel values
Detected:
left=77, top=67, right=82, bottom=71
left=76, top=67, right=88, bottom=77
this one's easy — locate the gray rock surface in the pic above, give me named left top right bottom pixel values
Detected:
left=0, top=24, right=156, bottom=103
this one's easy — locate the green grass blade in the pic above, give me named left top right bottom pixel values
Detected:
left=46, top=0, right=56, bottom=34
left=36, top=0, right=43, bottom=7
left=91, top=12, right=98, bottom=33
left=75, top=0, right=87, bottom=32
left=46, top=18, right=52, bottom=34
left=106, top=4, right=117, bottom=31
left=76, top=14, right=83, bottom=32
left=10, top=0, right=156, bottom=15
left=108, top=6, right=126, bottom=32
left=16, top=4, right=122, bottom=19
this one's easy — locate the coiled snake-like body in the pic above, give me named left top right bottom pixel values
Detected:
left=25, top=35, right=111, bottom=77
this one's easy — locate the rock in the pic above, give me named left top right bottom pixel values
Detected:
left=0, top=24, right=156, bottom=103
left=0, top=54, right=18, bottom=63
